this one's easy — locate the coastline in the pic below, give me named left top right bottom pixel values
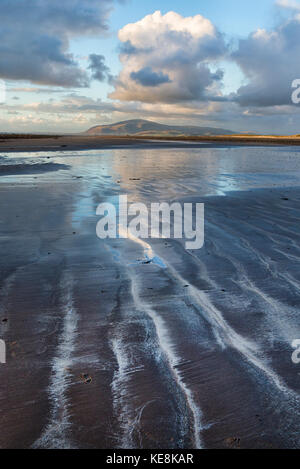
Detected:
left=1, top=134, right=300, bottom=153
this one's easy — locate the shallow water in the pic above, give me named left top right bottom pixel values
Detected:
left=0, top=145, right=300, bottom=449
left=2, top=144, right=300, bottom=194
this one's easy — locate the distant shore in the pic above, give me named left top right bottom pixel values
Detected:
left=1, top=134, right=300, bottom=153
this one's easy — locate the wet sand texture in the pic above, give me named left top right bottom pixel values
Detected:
left=0, top=145, right=300, bottom=449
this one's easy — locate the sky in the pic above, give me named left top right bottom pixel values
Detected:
left=1, top=0, right=300, bottom=134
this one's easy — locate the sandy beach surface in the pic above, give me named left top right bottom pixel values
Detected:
left=0, top=144, right=300, bottom=449
left=1, top=134, right=300, bottom=154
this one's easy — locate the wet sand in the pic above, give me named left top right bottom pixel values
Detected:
left=0, top=146, right=300, bottom=449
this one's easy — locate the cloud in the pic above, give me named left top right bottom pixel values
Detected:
left=20, top=95, right=116, bottom=114
left=5, top=4, right=300, bottom=134
left=88, top=54, right=112, bottom=82
left=5, top=90, right=300, bottom=135
left=110, top=10, right=227, bottom=104
left=130, top=67, right=171, bottom=87
left=0, top=94, right=117, bottom=132
left=232, top=15, right=300, bottom=106
left=0, top=0, right=119, bottom=87
left=276, top=0, right=300, bottom=10
left=7, top=87, right=71, bottom=94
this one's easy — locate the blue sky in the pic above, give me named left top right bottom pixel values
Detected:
left=110, top=0, right=277, bottom=35
left=72, top=0, right=278, bottom=100
left=1, top=0, right=300, bottom=134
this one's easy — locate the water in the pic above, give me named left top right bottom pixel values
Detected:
left=2, top=145, right=300, bottom=196
left=1, top=145, right=300, bottom=449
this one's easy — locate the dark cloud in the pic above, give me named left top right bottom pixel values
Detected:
left=118, top=41, right=138, bottom=55
left=118, top=41, right=154, bottom=56
left=0, top=0, right=119, bottom=87
left=20, top=94, right=117, bottom=114
left=88, top=54, right=112, bottom=82
left=130, top=67, right=171, bottom=87
left=232, top=18, right=300, bottom=106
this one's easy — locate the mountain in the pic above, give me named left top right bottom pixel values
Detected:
left=85, top=119, right=234, bottom=136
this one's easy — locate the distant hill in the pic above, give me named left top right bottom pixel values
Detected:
left=85, top=119, right=234, bottom=136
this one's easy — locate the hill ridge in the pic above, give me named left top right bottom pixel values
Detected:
left=85, top=119, right=234, bottom=136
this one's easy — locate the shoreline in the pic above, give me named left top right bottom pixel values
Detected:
left=1, top=134, right=300, bottom=153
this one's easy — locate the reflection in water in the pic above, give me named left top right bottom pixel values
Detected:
left=2, top=145, right=300, bottom=200
left=1, top=145, right=300, bottom=449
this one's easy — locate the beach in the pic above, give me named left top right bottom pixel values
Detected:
left=1, top=134, right=300, bottom=154
left=0, top=143, right=300, bottom=449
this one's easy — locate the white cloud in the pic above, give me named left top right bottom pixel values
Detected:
left=276, top=0, right=300, bottom=10
left=110, top=10, right=227, bottom=104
